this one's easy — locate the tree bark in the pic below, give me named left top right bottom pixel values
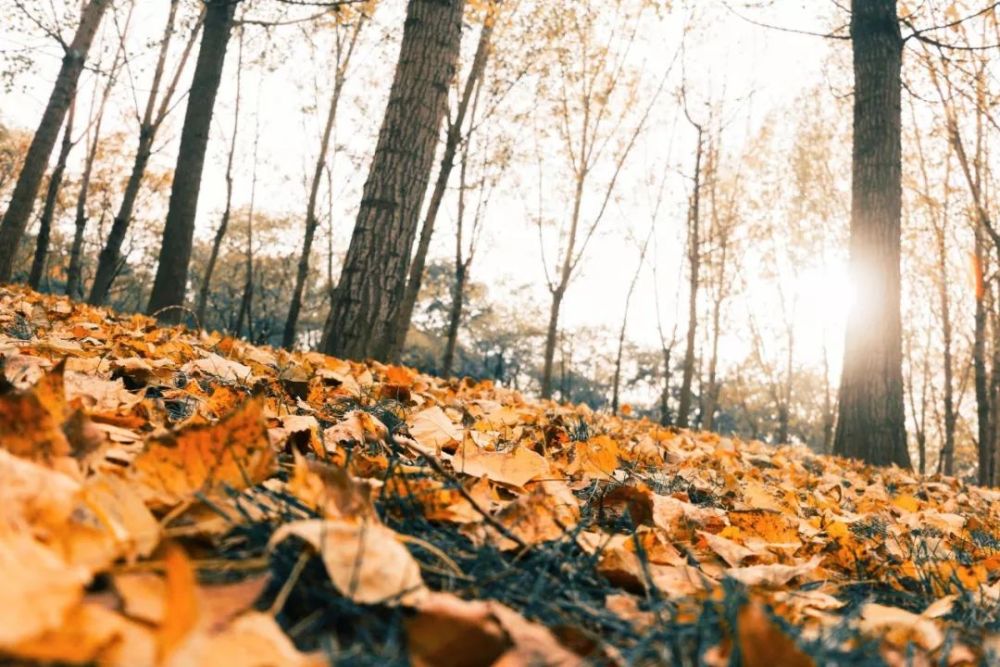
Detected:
left=833, top=0, right=910, bottom=468
left=542, top=288, right=566, bottom=399
left=283, top=17, right=364, bottom=350
left=146, top=0, right=238, bottom=322
left=196, top=26, right=245, bottom=326
left=677, top=123, right=704, bottom=429
left=390, top=15, right=496, bottom=360
left=29, top=101, right=77, bottom=290
left=0, top=0, right=110, bottom=283
left=89, top=0, right=200, bottom=306
left=322, top=0, right=464, bottom=360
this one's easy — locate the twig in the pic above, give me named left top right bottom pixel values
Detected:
left=394, top=435, right=528, bottom=550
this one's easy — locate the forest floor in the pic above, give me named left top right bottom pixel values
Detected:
left=0, top=285, right=998, bottom=666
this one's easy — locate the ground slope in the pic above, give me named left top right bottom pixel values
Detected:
left=0, top=285, right=997, bottom=666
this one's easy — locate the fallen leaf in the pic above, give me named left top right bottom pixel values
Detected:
left=131, top=400, right=275, bottom=509
left=453, top=436, right=550, bottom=488
left=270, top=518, right=427, bottom=606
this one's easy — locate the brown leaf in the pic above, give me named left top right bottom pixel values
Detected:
left=737, top=601, right=815, bottom=667
left=270, top=518, right=427, bottom=606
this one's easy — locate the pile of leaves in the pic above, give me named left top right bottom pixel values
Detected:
left=0, top=285, right=998, bottom=666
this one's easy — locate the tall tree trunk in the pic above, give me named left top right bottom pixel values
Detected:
left=67, top=15, right=130, bottom=299
left=390, top=15, right=496, bottom=359
left=235, top=104, right=260, bottom=340
left=833, top=0, right=910, bottom=468
left=973, top=229, right=991, bottom=485
left=196, top=27, right=245, bottom=326
left=29, top=101, right=77, bottom=290
left=147, top=0, right=238, bottom=322
left=936, top=224, right=956, bottom=475
left=677, top=123, right=704, bottom=429
left=283, top=17, right=364, bottom=350
left=0, top=0, right=110, bottom=283
left=89, top=0, right=200, bottom=306
left=322, top=0, right=464, bottom=360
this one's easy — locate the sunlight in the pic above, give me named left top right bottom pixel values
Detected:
left=793, top=259, right=850, bottom=380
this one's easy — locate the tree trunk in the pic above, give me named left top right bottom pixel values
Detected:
left=542, top=288, right=565, bottom=399
left=322, top=0, right=464, bottom=360
left=147, top=0, right=238, bottom=322
left=67, top=20, right=128, bottom=299
left=612, top=225, right=653, bottom=415
left=196, top=27, right=245, bottom=326
left=973, top=229, right=991, bottom=485
left=0, top=0, right=110, bottom=283
left=29, top=101, right=77, bottom=290
left=677, top=124, right=704, bottom=429
left=833, top=0, right=910, bottom=468
left=390, top=15, right=496, bottom=360
left=283, top=18, right=364, bottom=350
left=936, top=224, right=956, bottom=475
left=442, top=262, right=466, bottom=376
left=89, top=0, right=198, bottom=306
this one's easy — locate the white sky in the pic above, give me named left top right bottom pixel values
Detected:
left=1, top=0, right=848, bottom=380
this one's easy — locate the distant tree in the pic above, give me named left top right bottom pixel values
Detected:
left=0, top=0, right=111, bottom=283
left=89, top=0, right=204, bottom=306
left=29, top=100, right=77, bottom=290
left=283, top=9, right=367, bottom=349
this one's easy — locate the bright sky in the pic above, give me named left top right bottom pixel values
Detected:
left=1, top=0, right=848, bottom=382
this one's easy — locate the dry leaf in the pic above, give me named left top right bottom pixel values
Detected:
left=270, top=518, right=427, bottom=606
left=452, top=436, right=550, bottom=488
left=737, top=601, right=815, bottom=667
left=408, top=405, right=462, bottom=454
left=131, top=400, right=275, bottom=508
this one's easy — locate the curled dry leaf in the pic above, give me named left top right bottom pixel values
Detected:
left=407, top=592, right=580, bottom=667
left=859, top=603, right=944, bottom=652
left=287, top=453, right=375, bottom=519
left=699, top=529, right=754, bottom=567
left=408, top=405, right=462, bottom=454
left=323, top=409, right=388, bottom=451
left=270, top=518, right=427, bottom=606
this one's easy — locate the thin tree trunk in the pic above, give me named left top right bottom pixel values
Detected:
left=283, top=17, right=364, bottom=350
left=322, top=0, right=464, bottom=360
left=677, top=122, right=704, bottom=429
left=973, top=228, right=991, bottom=484
left=612, top=224, right=654, bottom=415
left=442, top=263, right=466, bottom=376
left=833, top=0, right=910, bottom=468
left=29, top=100, right=77, bottom=290
left=391, top=14, right=497, bottom=360
left=543, top=288, right=566, bottom=399
left=777, top=323, right=795, bottom=444
left=0, top=0, right=111, bottom=282
left=235, top=94, right=260, bottom=340
left=196, top=27, right=244, bottom=326
left=822, top=338, right=834, bottom=454
left=147, top=0, right=238, bottom=321
left=67, top=13, right=130, bottom=299
left=89, top=0, right=202, bottom=305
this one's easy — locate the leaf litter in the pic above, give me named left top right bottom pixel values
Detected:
left=0, top=285, right=998, bottom=666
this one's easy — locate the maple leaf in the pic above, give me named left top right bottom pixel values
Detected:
left=130, top=399, right=275, bottom=509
